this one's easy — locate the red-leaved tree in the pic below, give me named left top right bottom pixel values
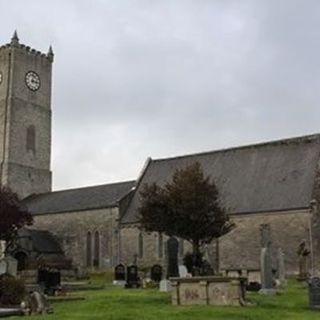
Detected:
left=0, top=188, right=33, bottom=251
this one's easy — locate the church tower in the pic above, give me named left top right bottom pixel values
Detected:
left=0, top=32, right=53, bottom=199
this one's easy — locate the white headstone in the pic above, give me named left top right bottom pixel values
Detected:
left=277, top=248, right=287, bottom=288
left=0, top=259, right=6, bottom=275
left=159, top=279, right=172, bottom=292
left=178, top=265, right=188, bottom=278
left=5, top=256, right=18, bottom=277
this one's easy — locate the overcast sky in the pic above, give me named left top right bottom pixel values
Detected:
left=1, top=0, right=320, bottom=190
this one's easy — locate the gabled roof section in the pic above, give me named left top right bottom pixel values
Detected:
left=23, top=180, right=135, bottom=215
left=18, top=228, right=63, bottom=254
left=121, top=134, right=320, bottom=224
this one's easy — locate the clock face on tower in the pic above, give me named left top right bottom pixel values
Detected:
left=25, top=71, right=40, bottom=91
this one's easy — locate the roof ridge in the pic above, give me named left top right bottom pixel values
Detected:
left=24, top=180, right=135, bottom=199
left=152, top=133, right=320, bottom=163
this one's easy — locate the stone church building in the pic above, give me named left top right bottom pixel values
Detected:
left=0, top=33, right=319, bottom=275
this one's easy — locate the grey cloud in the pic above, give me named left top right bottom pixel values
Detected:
left=1, top=0, right=319, bottom=189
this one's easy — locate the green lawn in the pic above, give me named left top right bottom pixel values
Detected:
left=11, top=280, right=320, bottom=320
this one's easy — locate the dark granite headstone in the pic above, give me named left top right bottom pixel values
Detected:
left=166, top=237, right=179, bottom=278
left=125, top=265, right=139, bottom=288
left=308, top=277, right=320, bottom=310
left=151, top=264, right=163, bottom=282
left=37, top=268, right=61, bottom=295
left=114, top=264, right=126, bottom=281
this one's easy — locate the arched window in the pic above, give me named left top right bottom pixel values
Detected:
left=93, top=231, right=100, bottom=267
left=86, top=232, right=92, bottom=267
left=158, top=233, right=163, bottom=258
left=179, top=238, right=184, bottom=257
left=26, top=125, right=36, bottom=153
left=138, top=232, right=143, bottom=259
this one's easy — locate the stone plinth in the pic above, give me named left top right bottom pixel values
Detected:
left=171, top=276, right=247, bottom=306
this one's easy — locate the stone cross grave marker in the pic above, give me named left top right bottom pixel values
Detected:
left=297, top=240, right=310, bottom=281
left=259, top=224, right=276, bottom=295
left=166, top=237, right=179, bottom=278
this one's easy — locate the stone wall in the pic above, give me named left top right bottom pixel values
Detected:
left=33, top=207, right=119, bottom=269
left=120, top=209, right=314, bottom=274
left=119, top=227, right=191, bottom=268
left=219, top=209, right=311, bottom=274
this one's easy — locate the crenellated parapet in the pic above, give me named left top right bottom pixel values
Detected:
left=0, top=30, right=54, bottom=62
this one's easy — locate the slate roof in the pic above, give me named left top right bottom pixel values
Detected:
left=23, top=180, right=135, bottom=215
left=121, top=134, right=320, bottom=224
left=18, top=228, right=63, bottom=253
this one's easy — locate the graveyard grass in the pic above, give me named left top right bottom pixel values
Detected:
left=10, top=278, right=319, bottom=320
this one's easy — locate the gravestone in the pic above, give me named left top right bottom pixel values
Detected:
left=125, top=265, right=139, bottom=288
left=259, top=224, right=276, bottom=295
left=297, top=240, right=310, bottom=281
left=0, top=260, right=6, bottom=275
left=276, top=248, right=287, bottom=288
left=179, top=265, right=188, bottom=278
left=166, top=237, right=179, bottom=278
left=160, top=279, right=172, bottom=292
left=5, top=256, right=17, bottom=277
left=201, top=261, right=214, bottom=276
left=37, top=268, right=61, bottom=295
left=308, top=277, right=320, bottom=310
left=0, top=256, right=17, bottom=277
left=151, top=264, right=163, bottom=282
left=114, top=264, right=126, bottom=281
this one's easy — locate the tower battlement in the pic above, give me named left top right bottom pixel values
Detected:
left=0, top=31, right=53, bottom=199
left=0, top=31, right=54, bottom=62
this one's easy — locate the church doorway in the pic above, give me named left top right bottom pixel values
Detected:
left=14, top=252, right=28, bottom=271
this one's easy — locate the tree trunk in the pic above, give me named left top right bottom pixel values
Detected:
left=215, top=238, right=220, bottom=274
left=192, top=241, right=201, bottom=275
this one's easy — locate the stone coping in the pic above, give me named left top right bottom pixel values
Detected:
left=0, top=308, right=22, bottom=317
left=170, top=276, right=247, bottom=283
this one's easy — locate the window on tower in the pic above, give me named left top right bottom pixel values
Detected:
left=26, top=125, right=36, bottom=153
